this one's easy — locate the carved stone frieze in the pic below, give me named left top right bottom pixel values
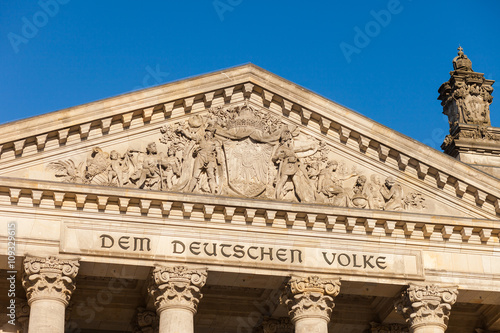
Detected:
left=370, top=322, right=409, bottom=333
left=47, top=102, right=429, bottom=213
left=22, top=256, right=79, bottom=306
left=148, top=266, right=207, bottom=314
left=395, top=284, right=458, bottom=330
left=281, top=275, right=341, bottom=323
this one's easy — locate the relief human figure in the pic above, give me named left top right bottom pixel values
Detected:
left=271, top=130, right=315, bottom=202
left=317, top=160, right=356, bottom=207
left=380, top=176, right=403, bottom=211
left=107, top=150, right=127, bottom=187
left=177, top=126, right=221, bottom=194
left=160, top=147, right=181, bottom=190
left=350, top=175, right=369, bottom=208
left=129, top=142, right=161, bottom=190
left=367, top=174, right=384, bottom=209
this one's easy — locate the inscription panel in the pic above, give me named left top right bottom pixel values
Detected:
left=60, top=224, right=423, bottom=279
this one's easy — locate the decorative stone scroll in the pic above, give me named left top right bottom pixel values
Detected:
left=281, top=275, right=341, bottom=323
left=16, top=298, right=30, bottom=333
left=395, top=284, right=458, bottom=331
left=148, top=266, right=207, bottom=314
left=133, top=307, right=159, bottom=333
left=22, top=256, right=79, bottom=306
left=260, top=317, right=293, bottom=333
left=48, top=102, right=428, bottom=212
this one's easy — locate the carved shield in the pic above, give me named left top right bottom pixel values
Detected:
left=223, top=138, right=274, bottom=197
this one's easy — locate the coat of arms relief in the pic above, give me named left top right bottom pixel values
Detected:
left=48, top=103, right=427, bottom=212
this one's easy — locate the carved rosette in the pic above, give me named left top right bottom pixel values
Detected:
left=22, top=256, right=79, bottom=306
left=395, top=284, right=458, bottom=330
left=148, top=266, right=207, bottom=314
left=281, top=275, right=341, bottom=323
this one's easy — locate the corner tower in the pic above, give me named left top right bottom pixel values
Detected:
left=438, top=47, right=500, bottom=177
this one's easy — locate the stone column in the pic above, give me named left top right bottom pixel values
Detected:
left=22, top=256, right=79, bottom=333
left=281, top=275, right=341, bottom=333
left=395, top=284, right=458, bottom=333
left=148, top=266, right=207, bottom=333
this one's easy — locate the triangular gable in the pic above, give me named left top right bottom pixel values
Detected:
left=0, top=64, right=499, bottom=220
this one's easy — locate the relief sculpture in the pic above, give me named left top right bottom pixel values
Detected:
left=48, top=103, right=427, bottom=212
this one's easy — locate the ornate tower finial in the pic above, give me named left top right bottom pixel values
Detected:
left=452, top=45, right=472, bottom=71
left=438, top=47, right=500, bottom=178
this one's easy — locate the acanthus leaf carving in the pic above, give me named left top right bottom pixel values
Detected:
left=22, top=256, right=79, bottom=306
left=394, top=284, right=458, bottom=330
left=281, top=275, right=341, bottom=323
left=148, top=266, right=207, bottom=314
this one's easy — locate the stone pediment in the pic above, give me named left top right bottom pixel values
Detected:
left=0, top=64, right=499, bottom=220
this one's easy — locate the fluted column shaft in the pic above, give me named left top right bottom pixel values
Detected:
left=281, top=275, right=341, bottom=333
left=148, top=266, right=207, bottom=333
left=395, top=284, right=458, bottom=333
left=22, top=256, right=79, bottom=333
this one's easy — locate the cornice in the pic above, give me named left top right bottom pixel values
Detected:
left=1, top=176, right=498, bottom=245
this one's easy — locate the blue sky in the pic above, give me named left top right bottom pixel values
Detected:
left=1, top=0, right=499, bottom=150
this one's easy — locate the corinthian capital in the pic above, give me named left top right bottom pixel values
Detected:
left=281, top=275, right=341, bottom=323
left=395, top=284, right=458, bottom=330
left=148, top=265, right=207, bottom=314
left=22, top=256, right=79, bottom=306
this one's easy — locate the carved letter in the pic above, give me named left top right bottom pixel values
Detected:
left=290, top=249, right=303, bottom=263
left=247, top=246, right=259, bottom=260
left=233, top=245, right=245, bottom=258
left=276, top=248, right=288, bottom=262
left=220, top=244, right=232, bottom=258
left=190, top=242, right=201, bottom=255
left=118, top=236, right=130, bottom=250
left=363, top=255, right=375, bottom=269
left=352, top=254, right=362, bottom=268
left=100, top=234, right=114, bottom=248
left=203, top=243, right=217, bottom=256
left=376, top=256, right=387, bottom=269
left=260, top=247, right=273, bottom=261
left=322, top=252, right=336, bottom=265
left=133, top=237, right=151, bottom=251
left=338, top=253, right=351, bottom=267
left=172, top=240, right=185, bottom=254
